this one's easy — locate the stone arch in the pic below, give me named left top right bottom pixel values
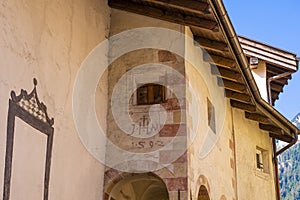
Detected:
left=103, top=169, right=169, bottom=200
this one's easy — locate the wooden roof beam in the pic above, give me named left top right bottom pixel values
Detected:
left=142, top=0, right=211, bottom=15
left=108, top=0, right=218, bottom=30
left=267, top=64, right=295, bottom=75
left=270, top=82, right=283, bottom=93
left=259, top=123, right=284, bottom=135
left=271, top=78, right=288, bottom=85
left=194, top=36, right=228, bottom=52
left=269, top=133, right=293, bottom=143
left=245, top=112, right=270, bottom=123
left=211, top=65, right=241, bottom=81
left=267, top=70, right=292, bottom=80
left=271, top=92, right=279, bottom=101
left=218, top=78, right=246, bottom=92
left=225, top=90, right=252, bottom=103
left=230, top=100, right=256, bottom=112
left=203, top=53, right=236, bottom=68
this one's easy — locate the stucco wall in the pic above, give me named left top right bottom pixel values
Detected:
left=251, top=60, right=268, bottom=102
left=233, top=108, right=276, bottom=200
left=185, top=27, right=236, bottom=200
left=0, top=0, right=110, bottom=199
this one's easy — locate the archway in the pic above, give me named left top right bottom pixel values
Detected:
left=197, top=185, right=210, bottom=200
left=107, top=173, right=169, bottom=200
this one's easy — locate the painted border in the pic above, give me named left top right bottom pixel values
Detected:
left=2, top=78, right=54, bottom=200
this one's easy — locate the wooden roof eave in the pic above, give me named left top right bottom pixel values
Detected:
left=108, top=0, right=218, bottom=31
left=238, top=33, right=298, bottom=106
left=209, top=0, right=300, bottom=142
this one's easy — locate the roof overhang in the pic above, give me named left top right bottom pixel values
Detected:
left=209, top=0, right=299, bottom=141
left=238, top=35, right=298, bottom=105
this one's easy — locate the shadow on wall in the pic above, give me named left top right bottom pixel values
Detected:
left=105, top=172, right=169, bottom=200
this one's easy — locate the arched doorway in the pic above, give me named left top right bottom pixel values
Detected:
left=107, top=173, right=169, bottom=200
left=197, top=185, right=210, bottom=200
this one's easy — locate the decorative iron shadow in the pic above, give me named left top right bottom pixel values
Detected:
left=2, top=78, right=54, bottom=200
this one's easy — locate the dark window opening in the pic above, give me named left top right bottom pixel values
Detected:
left=137, top=84, right=166, bottom=105
left=256, top=147, right=270, bottom=173
left=256, top=153, right=264, bottom=170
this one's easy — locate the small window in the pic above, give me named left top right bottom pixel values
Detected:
left=256, top=147, right=270, bottom=173
left=136, top=84, right=165, bottom=105
left=256, top=151, right=264, bottom=171
left=207, top=98, right=216, bottom=133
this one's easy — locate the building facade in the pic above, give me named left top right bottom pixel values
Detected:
left=0, top=0, right=298, bottom=200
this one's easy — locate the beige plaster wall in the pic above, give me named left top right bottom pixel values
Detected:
left=233, top=108, right=276, bottom=200
left=10, top=118, right=48, bottom=200
left=0, top=0, right=110, bottom=199
left=185, top=27, right=236, bottom=200
left=251, top=60, right=268, bottom=102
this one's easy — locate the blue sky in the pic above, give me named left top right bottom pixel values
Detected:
left=223, top=0, right=300, bottom=120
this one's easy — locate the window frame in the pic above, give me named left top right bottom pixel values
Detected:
left=136, top=83, right=166, bottom=105
left=255, top=147, right=270, bottom=174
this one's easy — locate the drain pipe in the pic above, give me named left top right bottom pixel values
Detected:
left=276, top=132, right=298, bottom=156
left=267, top=71, right=298, bottom=156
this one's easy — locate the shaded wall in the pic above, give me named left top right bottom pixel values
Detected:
left=233, top=108, right=276, bottom=199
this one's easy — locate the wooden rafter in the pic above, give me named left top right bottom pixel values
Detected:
left=142, top=0, right=211, bottom=15
left=230, top=100, right=256, bottom=112
left=225, top=90, right=251, bottom=103
left=194, top=36, right=228, bottom=52
left=108, top=0, right=218, bottom=30
left=211, top=65, right=241, bottom=81
left=272, top=78, right=288, bottom=85
left=269, top=133, right=293, bottom=143
left=203, top=53, right=236, bottom=68
left=271, top=92, right=279, bottom=100
left=245, top=112, right=270, bottom=123
left=267, top=64, right=294, bottom=77
left=267, top=70, right=292, bottom=80
left=259, top=123, right=284, bottom=135
left=270, top=82, right=283, bottom=93
left=218, top=78, right=246, bottom=92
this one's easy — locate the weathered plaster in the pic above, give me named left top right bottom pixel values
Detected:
left=0, top=0, right=110, bottom=199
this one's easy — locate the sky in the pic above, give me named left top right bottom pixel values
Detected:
left=223, top=0, right=300, bottom=120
